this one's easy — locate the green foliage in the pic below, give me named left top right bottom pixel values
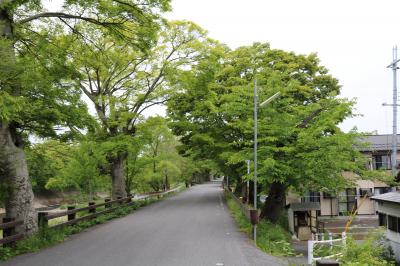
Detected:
left=129, top=116, right=193, bottom=192
left=26, top=141, right=73, bottom=193
left=225, top=192, right=294, bottom=256
left=169, top=42, right=367, bottom=219
left=45, top=141, right=109, bottom=199
left=339, top=230, right=395, bottom=266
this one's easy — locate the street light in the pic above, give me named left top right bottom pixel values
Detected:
left=253, top=79, right=280, bottom=242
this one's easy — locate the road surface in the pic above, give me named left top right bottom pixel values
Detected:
left=2, top=183, right=286, bottom=266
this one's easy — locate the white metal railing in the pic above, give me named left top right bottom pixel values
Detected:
left=307, top=232, right=346, bottom=265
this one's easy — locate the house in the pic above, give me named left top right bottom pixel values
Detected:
left=287, top=134, right=395, bottom=218
left=371, top=192, right=400, bottom=262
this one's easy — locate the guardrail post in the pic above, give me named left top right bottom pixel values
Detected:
left=2, top=218, right=16, bottom=248
left=38, top=212, right=48, bottom=228
left=329, top=233, right=333, bottom=250
left=341, top=231, right=346, bottom=247
left=88, top=202, right=96, bottom=214
left=308, top=240, right=314, bottom=265
left=104, top=198, right=111, bottom=208
left=67, top=206, right=76, bottom=221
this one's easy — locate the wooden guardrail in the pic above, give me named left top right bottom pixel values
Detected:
left=0, top=218, right=24, bottom=246
left=38, top=195, right=135, bottom=228
left=0, top=187, right=180, bottom=247
left=224, top=188, right=253, bottom=221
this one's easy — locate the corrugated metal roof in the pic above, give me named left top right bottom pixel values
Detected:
left=289, top=202, right=321, bottom=211
left=359, top=134, right=400, bottom=151
left=371, top=192, right=400, bottom=204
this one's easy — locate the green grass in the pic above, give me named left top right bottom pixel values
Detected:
left=225, top=192, right=294, bottom=257
left=0, top=197, right=160, bottom=261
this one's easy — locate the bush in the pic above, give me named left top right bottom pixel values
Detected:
left=339, top=229, right=396, bottom=266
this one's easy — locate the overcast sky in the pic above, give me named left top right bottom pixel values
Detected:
left=44, top=0, right=400, bottom=134
left=165, top=0, right=400, bottom=134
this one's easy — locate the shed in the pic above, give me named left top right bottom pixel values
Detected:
left=288, top=202, right=321, bottom=241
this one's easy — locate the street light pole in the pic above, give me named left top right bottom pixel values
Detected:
left=253, top=79, right=258, bottom=242
left=253, top=79, right=281, bottom=243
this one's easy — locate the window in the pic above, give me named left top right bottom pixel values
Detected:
left=379, top=212, right=387, bottom=227
left=310, top=191, right=320, bottom=203
left=375, top=187, right=391, bottom=195
left=373, top=155, right=391, bottom=170
left=301, top=191, right=321, bottom=203
left=338, top=189, right=357, bottom=215
left=359, top=188, right=372, bottom=197
left=388, top=215, right=399, bottom=232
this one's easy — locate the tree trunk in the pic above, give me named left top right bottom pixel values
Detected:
left=0, top=123, right=37, bottom=234
left=0, top=5, right=38, bottom=235
left=260, top=182, right=286, bottom=224
left=164, top=174, right=169, bottom=190
left=110, top=152, right=127, bottom=199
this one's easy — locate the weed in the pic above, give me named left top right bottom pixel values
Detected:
left=225, top=192, right=294, bottom=257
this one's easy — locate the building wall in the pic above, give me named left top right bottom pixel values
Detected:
left=320, top=197, right=338, bottom=216
left=377, top=201, right=400, bottom=262
left=355, top=180, right=376, bottom=215
left=288, top=209, right=294, bottom=234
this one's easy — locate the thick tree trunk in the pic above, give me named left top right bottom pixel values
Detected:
left=0, top=123, right=37, bottom=234
left=260, top=182, right=286, bottom=224
left=110, top=152, right=127, bottom=199
left=0, top=5, right=38, bottom=235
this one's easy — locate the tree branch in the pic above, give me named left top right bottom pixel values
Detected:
left=17, top=12, right=122, bottom=26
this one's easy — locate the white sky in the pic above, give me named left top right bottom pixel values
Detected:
left=165, top=0, right=400, bottom=134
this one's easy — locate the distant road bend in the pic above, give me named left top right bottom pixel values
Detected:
left=3, top=183, right=285, bottom=266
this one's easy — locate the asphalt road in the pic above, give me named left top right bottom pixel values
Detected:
left=2, top=183, right=286, bottom=266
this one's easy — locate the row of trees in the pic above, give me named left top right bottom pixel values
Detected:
left=0, top=0, right=214, bottom=234
left=27, top=117, right=195, bottom=197
left=167, top=43, right=367, bottom=222
left=0, top=0, right=372, bottom=237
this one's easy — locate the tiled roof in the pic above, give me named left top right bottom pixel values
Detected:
left=359, top=134, right=400, bottom=151
left=371, top=192, right=400, bottom=204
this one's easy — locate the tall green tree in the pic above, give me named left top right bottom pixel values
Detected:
left=62, top=21, right=208, bottom=198
left=0, top=0, right=170, bottom=234
left=168, top=42, right=365, bottom=223
left=136, top=116, right=182, bottom=191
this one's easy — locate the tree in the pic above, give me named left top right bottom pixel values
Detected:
left=168, top=42, right=365, bottom=223
left=136, top=116, right=183, bottom=191
left=26, top=140, right=73, bottom=193
left=61, top=20, right=208, bottom=198
left=45, top=141, right=109, bottom=201
left=167, top=40, right=230, bottom=180
left=0, top=0, right=171, bottom=234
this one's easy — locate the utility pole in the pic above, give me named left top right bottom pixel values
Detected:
left=384, top=46, right=400, bottom=177
left=246, top=160, right=250, bottom=205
